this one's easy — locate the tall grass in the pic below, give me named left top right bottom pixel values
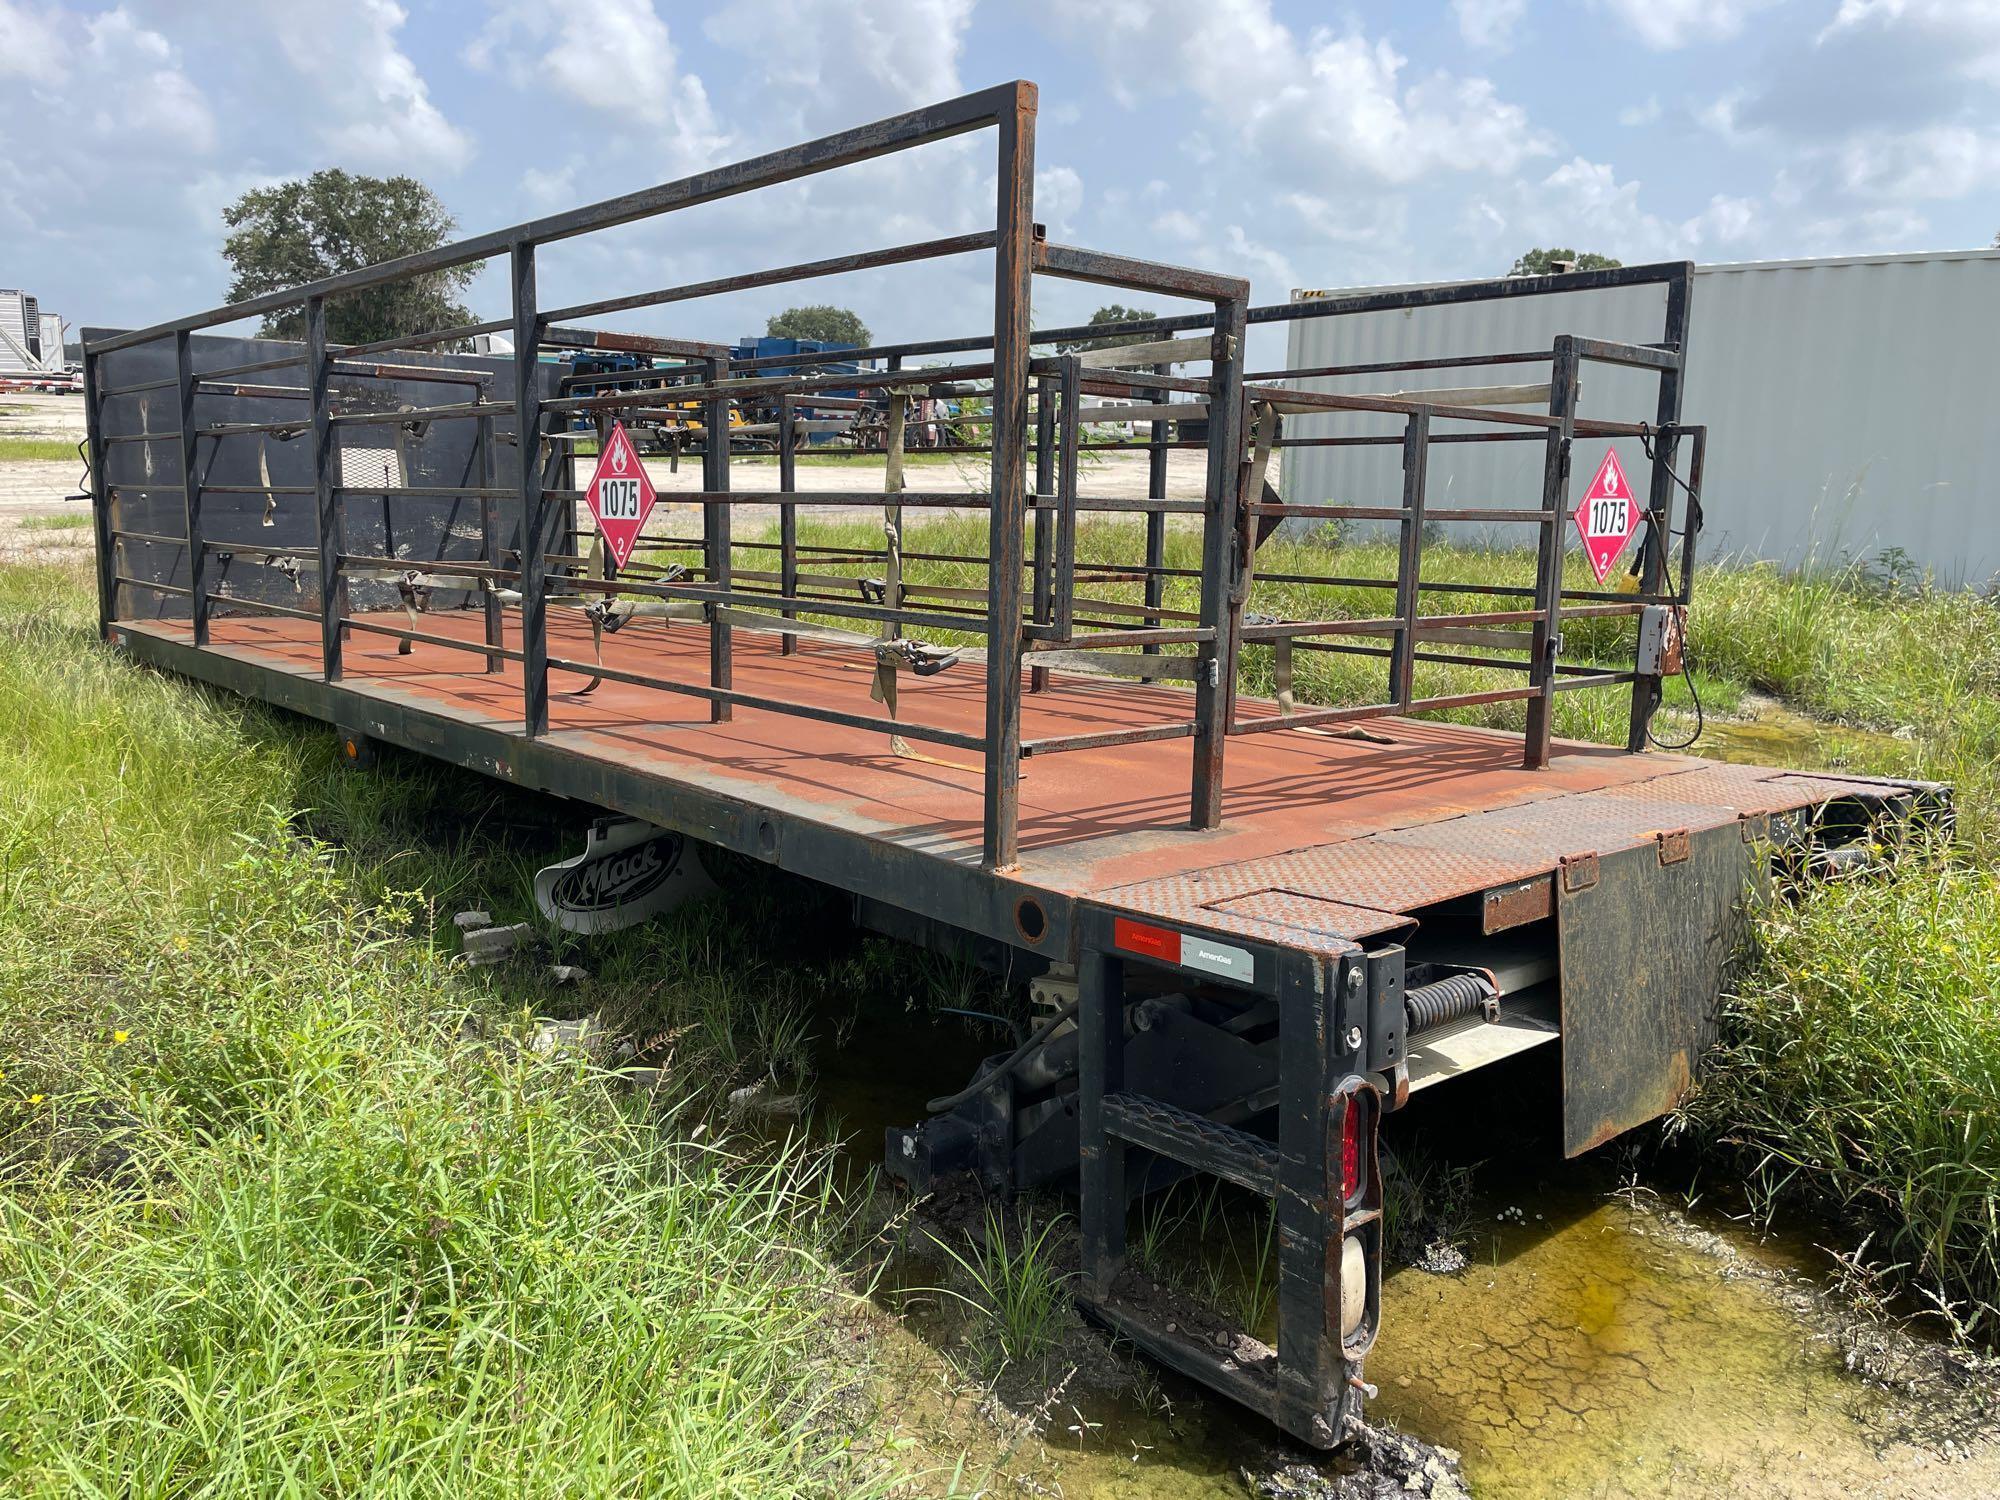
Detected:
left=0, top=561, right=888, bottom=1496
left=1684, top=858, right=2000, bottom=1337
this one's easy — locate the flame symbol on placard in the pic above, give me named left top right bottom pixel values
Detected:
left=610, top=433, right=629, bottom=475
left=1603, top=461, right=1618, bottom=494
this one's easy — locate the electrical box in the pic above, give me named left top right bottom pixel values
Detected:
left=1636, top=604, right=1685, bottom=677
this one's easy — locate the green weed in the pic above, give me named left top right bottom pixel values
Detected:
left=929, top=1205, right=1071, bottom=1375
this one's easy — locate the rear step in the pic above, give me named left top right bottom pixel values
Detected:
left=1074, top=928, right=1392, bottom=1449
left=1102, top=1091, right=1278, bottom=1196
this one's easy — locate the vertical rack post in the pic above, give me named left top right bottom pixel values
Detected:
left=1052, top=353, right=1081, bottom=640
left=1523, top=336, right=1579, bottom=769
left=704, top=355, right=733, bottom=722
left=883, top=353, right=906, bottom=645
left=1191, top=295, right=1247, bottom=829
left=510, top=241, right=550, bottom=737
left=82, top=347, right=116, bottom=640
left=1141, top=358, right=1170, bottom=680
left=306, top=296, right=344, bottom=681
left=174, top=329, right=207, bottom=646
left=980, top=82, right=1037, bottom=872
left=1388, top=409, right=1430, bottom=706
left=778, top=392, right=799, bottom=654
left=476, top=401, right=503, bottom=671
left=1627, top=268, right=1693, bottom=752
left=1028, top=372, right=1054, bottom=693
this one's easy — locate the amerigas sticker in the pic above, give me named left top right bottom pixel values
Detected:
left=534, top=818, right=714, bottom=934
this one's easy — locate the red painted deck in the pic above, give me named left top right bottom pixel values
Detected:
left=127, top=608, right=1891, bottom=955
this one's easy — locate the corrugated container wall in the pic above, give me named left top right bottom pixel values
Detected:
left=1280, top=250, right=2000, bottom=588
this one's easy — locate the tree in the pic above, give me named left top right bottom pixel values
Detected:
left=1507, top=248, right=1623, bottom=277
left=766, top=305, right=870, bottom=345
left=1058, top=303, right=1159, bottom=353
left=222, top=170, right=479, bottom=344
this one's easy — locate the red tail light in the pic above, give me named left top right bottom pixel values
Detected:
left=1341, top=1102, right=1362, bottom=1203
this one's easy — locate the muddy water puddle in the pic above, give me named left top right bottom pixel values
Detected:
left=808, top=1010, right=1992, bottom=1498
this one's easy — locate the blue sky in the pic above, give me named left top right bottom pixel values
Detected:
left=4, top=0, right=1997, bottom=358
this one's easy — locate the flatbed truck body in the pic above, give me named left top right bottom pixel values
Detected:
left=79, top=81, right=1937, bottom=1447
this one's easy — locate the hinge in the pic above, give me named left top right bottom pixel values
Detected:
left=1656, top=828, right=1691, bottom=865
left=1560, top=851, right=1599, bottom=892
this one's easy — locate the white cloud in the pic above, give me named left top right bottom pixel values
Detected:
left=0, top=0, right=57, bottom=74
left=1152, top=209, right=1202, bottom=240
left=266, top=0, right=471, bottom=172
left=1820, top=0, right=2000, bottom=80
left=1620, top=96, right=1663, bottom=127
left=1466, top=158, right=1763, bottom=264
left=1839, top=126, right=2000, bottom=200
left=84, top=8, right=216, bottom=153
left=704, top=0, right=974, bottom=140
left=1453, top=0, right=1526, bottom=51
left=1033, top=0, right=1553, bottom=186
left=1035, top=165, right=1083, bottom=237
left=468, top=0, right=725, bottom=167
left=1599, top=0, right=1775, bottom=50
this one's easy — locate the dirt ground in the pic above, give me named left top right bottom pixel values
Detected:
left=0, top=394, right=91, bottom=561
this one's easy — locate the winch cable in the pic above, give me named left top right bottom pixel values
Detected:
left=1635, top=421, right=1706, bottom=752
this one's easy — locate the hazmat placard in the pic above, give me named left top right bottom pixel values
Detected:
left=584, top=420, right=656, bottom=570
left=1571, top=449, right=1641, bottom=584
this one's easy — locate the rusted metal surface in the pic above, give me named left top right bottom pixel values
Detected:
left=1557, top=823, right=1756, bottom=1156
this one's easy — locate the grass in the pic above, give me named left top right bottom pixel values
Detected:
left=1682, top=857, right=2000, bottom=1340
left=927, top=1206, right=1071, bottom=1376
left=0, top=438, right=78, bottom=463
left=14, top=513, right=90, bottom=532
left=0, top=559, right=901, bottom=1496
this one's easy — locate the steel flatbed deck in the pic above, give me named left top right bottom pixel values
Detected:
left=115, top=610, right=1893, bottom=964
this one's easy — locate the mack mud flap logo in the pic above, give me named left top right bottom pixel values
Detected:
left=534, top=819, right=715, bottom=934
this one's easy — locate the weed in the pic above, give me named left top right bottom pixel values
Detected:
left=1679, top=844, right=2000, bottom=1341
left=929, top=1205, right=1072, bottom=1375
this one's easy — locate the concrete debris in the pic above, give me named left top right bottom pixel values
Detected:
left=726, top=1080, right=804, bottom=1117
left=529, top=1013, right=605, bottom=1058
left=548, top=964, right=590, bottom=985
left=461, top=921, right=532, bottom=965
left=452, top=909, right=492, bottom=931
left=1244, top=1420, right=1468, bottom=1499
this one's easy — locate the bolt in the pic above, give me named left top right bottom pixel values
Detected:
left=1345, top=1025, right=1364, bottom=1051
left=1344, top=965, right=1363, bottom=998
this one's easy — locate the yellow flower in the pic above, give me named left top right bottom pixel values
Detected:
left=28, top=1094, right=43, bottom=1105
left=112, top=1030, right=130, bottom=1045
left=171, top=935, right=191, bottom=953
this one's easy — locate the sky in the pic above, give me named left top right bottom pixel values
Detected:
left=3, top=0, right=1997, bottom=361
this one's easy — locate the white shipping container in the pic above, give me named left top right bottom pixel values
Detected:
left=1280, top=249, right=2000, bottom=588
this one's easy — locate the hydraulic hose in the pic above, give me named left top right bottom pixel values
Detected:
left=924, top=997, right=1080, bottom=1113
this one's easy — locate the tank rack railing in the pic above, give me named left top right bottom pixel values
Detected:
left=87, top=82, right=1274, bottom=871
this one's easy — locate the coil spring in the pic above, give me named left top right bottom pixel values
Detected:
left=1404, top=972, right=1497, bottom=1035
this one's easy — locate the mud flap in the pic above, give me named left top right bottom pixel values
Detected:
left=533, top=818, right=715, bottom=934
left=1557, top=823, right=1760, bottom=1157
